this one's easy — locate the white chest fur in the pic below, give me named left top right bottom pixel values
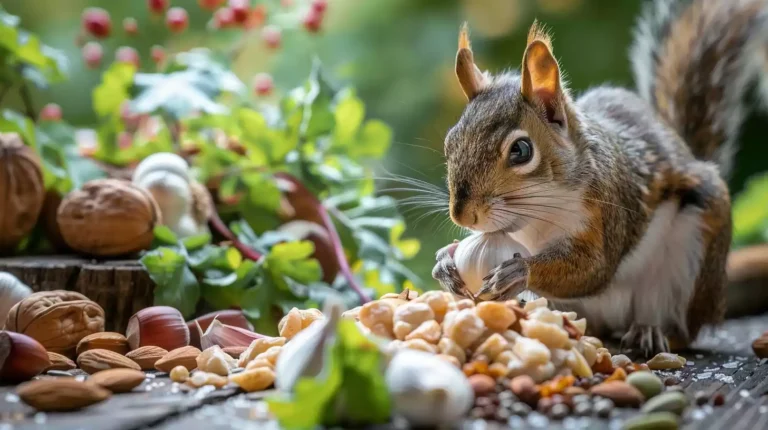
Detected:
left=551, top=200, right=705, bottom=339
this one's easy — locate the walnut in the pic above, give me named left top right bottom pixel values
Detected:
left=5, top=291, right=105, bottom=358
left=0, top=133, right=45, bottom=252
left=57, top=179, right=161, bottom=256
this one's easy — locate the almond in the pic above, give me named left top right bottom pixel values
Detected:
left=77, top=332, right=130, bottom=356
left=89, top=368, right=146, bottom=393
left=17, top=379, right=111, bottom=411
left=155, top=346, right=201, bottom=372
left=589, top=381, right=644, bottom=407
left=222, top=346, right=247, bottom=358
left=125, top=346, right=167, bottom=370
left=77, top=349, right=141, bottom=374
left=45, top=352, right=76, bottom=371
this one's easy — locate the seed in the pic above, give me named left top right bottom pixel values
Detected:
left=498, top=390, right=517, bottom=402
left=563, top=386, right=587, bottom=396
left=483, top=405, right=496, bottom=419
left=470, top=407, right=485, bottom=419
left=646, top=353, right=686, bottom=370
left=495, top=409, right=511, bottom=421
left=626, top=371, right=664, bottom=399
left=663, top=376, right=680, bottom=386
left=640, top=391, right=689, bottom=416
left=511, top=402, right=531, bottom=416
left=573, top=402, right=592, bottom=416
left=549, top=403, right=569, bottom=420
left=475, top=396, right=493, bottom=408
left=712, top=393, right=725, bottom=406
left=594, top=399, right=614, bottom=418
left=572, top=394, right=591, bottom=405
left=623, top=411, right=679, bottom=430
left=694, top=391, right=709, bottom=406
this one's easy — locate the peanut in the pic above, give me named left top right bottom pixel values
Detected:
left=393, top=321, right=414, bottom=340
left=254, top=346, right=282, bottom=366
left=443, top=308, right=485, bottom=349
left=278, top=308, right=303, bottom=340
left=413, top=290, right=450, bottom=322
left=393, top=302, right=435, bottom=327
left=238, top=337, right=286, bottom=368
left=229, top=367, right=275, bottom=392
left=170, top=365, right=189, bottom=383
left=475, top=302, right=517, bottom=331
left=299, top=308, right=324, bottom=328
left=437, top=337, right=467, bottom=364
left=402, top=338, right=438, bottom=354
left=405, top=320, right=441, bottom=344
left=359, top=301, right=396, bottom=336
left=473, top=333, right=508, bottom=361
left=448, top=298, right=475, bottom=311
left=520, top=319, right=570, bottom=349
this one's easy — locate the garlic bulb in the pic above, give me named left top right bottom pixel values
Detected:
left=385, top=348, right=474, bottom=427
left=274, top=295, right=344, bottom=392
left=132, top=152, right=207, bottom=238
left=0, top=272, right=32, bottom=325
left=453, top=231, right=531, bottom=295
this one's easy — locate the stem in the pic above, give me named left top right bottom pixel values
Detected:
left=163, top=115, right=181, bottom=151
left=275, top=173, right=371, bottom=304
left=208, top=211, right=263, bottom=261
left=19, top=84, right=37, bottom=121
left=0, top=86, right=11, bottom=104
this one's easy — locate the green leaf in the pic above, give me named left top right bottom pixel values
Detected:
left=140, top=247, right=200, bottom=318
left=733, top=173, right=768, bottom=246
left=0, top=109, right=35, bottom=149
left=153, top=225, right=180, bottom=246
left=93, top=63, right=136, bottom=118
left=266, top=241, right=323, bottom=288
left=182, top=233, right=212, bottom=251
left=350, top=120, right=392, bottom=160
left=333, top=90, right=364, bottom=144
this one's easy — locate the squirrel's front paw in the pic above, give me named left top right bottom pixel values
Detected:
left=432, top=241, right=470, bottom=298
left=475, top=257, right=528, bottom=301
left=620, top=324, right=670, bottom=357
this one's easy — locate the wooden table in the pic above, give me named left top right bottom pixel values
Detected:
left=1, top=313, right=766, bottom=430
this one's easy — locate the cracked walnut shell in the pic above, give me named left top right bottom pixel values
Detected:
left=5, top=291, right=105, bottom=358
left=57, top=179, right=161, bottom=256
left=0, top=133, right=45, bottom=252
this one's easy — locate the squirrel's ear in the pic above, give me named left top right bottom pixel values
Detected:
left=456, top=23, right=489, bottom=101
left=521, top=22, right=566, bottom=126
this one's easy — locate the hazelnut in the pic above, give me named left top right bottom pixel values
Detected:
left=752, top=331, right=768, bottom=358
left=0, top=133, right=45, bottom=252
left=127, top=306, right=189, bottom=351
left=0, top=331, right=50, bottom=382
left=5, top=291, right=105, bottom=358
left=57, top=178, right=161, bottom=256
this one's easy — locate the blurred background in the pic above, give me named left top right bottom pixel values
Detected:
left=3, top=0, right=767, bottom=285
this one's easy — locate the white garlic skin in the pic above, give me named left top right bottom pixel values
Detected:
left=0, top=272, right=32, bottom=325
left=385, top=348, right=473, bottom=427
left=132, top=153, right=195, bottom=237
left=453, top=231, right=531, bottom=295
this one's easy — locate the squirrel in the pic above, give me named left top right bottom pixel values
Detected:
left=432, top=0, right=768, bottom=356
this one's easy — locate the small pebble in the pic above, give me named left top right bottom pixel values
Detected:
left=712, top=392, right=725, bottom=406
left=594, top=399, right=614, bottom=418
left=626, top=371, right=663, bottom=399
left=666, top=385, right=684, bottom=393
left=511, top=402, right=532, bottom=417
left=476, top=396, right=493, bottom=408
left=498, top=391, right=516, bottom=402
left=470, top=407, right=485, bottom=419
left=495, top=409, right=511, bottom=421
left=527, top=411, right=550, bottom=428
left=549, top=403, right=569, bottom=420
left=483, top=405, right=497, bottom=419
left=572, top=394, right=591, bottom=405
left=694, top=391, right=709, bottom=406
left=573, top=402, right=592, bottom=416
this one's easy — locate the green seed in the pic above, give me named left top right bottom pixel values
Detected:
left=641, top=391, right=689, bottom=415
left=627, top=371, right=663, bottom=399
left=646, top=353, right=686, bottom=370
left=623, top=412, right=679, bottom=430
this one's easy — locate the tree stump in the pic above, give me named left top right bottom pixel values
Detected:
left=0, top=256, right=155, bottom=333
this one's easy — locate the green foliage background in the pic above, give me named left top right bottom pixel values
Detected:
left=3, top=0, right=768, bottom=283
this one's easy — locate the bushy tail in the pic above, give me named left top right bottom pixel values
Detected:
left=631, top=0, right=768, bottom=177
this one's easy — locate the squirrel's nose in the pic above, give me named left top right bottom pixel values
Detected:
left=450, top=200, right=478, bottom=228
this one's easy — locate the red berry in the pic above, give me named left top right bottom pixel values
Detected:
left=252, top=73, right=274, bottom=96
left=245, top=4, right=267, bottom=29
left=81, top=42, right=103, bottom=68
left=229, top=0, right=250, bottom=23
left=147, top=0, right=168, bottom=15
left=116, top=46, right=140, bottom=68
left=261, top=25, right=281, bottom=49
left=82, top=8, right=111, bottom=38
left=303, top=9, right=322, bottom=33
left=40, top=103, right=62, bottom=122
left=214, top=7, right=236, bottom=28
left=198, top=0, right=225, bottom=11
left=166, top=7, right=189, bottom=33
left=123, top=17, right=139, bottom=35
left=311, top=0, right=327, bottom=13
left=150, top=45, right=166, bottom=65
left=118, top=132, right=133, bottom=150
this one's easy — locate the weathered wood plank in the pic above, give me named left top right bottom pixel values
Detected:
left=0, top=256, right=155, bottom=333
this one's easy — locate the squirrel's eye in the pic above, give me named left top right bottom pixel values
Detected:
left=508, top=137, right=533, bottom=166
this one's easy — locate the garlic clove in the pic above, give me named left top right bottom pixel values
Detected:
left=132, top=152, right=191, bottom=184
left=385, top=348, right=474, bottom=427
left=274, top=295, right=344, bottom=393
left=199, top=318, right=265, bottom=350
left=453, top=232, right=531, bottom=295
left=0, top=272, right=32, bottom=325
left=187, top=310, right=254, bottom=349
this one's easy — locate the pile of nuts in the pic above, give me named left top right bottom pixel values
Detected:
left=0, top=290, right=325, bottom=413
